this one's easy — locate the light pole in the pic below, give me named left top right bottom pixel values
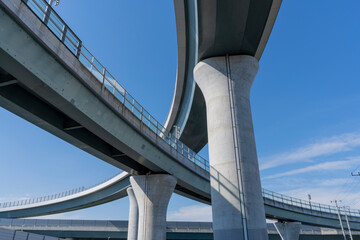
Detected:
left=308, top=194, right=312, bottom=211
left=331, top=200, right=346, bottom=240
left=343, top=206, right=353, bottom=240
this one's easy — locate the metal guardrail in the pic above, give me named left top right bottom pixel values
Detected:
left=2, top=170, right=360, bottom=222
left=263, top=189, right=360, bottom=218
left=20, top=0, right=209, bottom=173
left=0, top=172, right=122, bottom=209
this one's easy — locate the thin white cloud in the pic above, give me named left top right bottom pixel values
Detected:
left=168, top=205, right=212, bottom=221
left=263, top=157, right=360, bottom=180
left=281, top=186, right=360, bottom=209
left=316, top=178, right=351, bottom=187
left=260, top=132, right=360, bottom=170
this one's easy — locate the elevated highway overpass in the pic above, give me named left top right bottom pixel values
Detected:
left=0, top=0, right=295, bottom=239
left=2, top=172, right=360, bottom=232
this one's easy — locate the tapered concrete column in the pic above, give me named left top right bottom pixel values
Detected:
left=130, top=174, right=177, bottom=240
left=127, top=187, right=138, bottom=240
left=194, top=55, right=267, bottom=240
left=274, top=222, right=301, bottom=240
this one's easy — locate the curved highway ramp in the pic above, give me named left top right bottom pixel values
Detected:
left=2, top=172, right=360, bottom=231
left=1, top=219, right=359, bottom=240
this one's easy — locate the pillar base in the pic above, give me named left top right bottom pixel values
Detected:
left=130, top=174, right=177, bottom=240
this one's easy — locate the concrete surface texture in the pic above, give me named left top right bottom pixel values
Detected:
left=126, top=187, right=138, bottom=240
left=0, top=227, right=61, bottom=240
left=273, top=222, right=301, bottom=240
left=130, top=174, right=177, bottom=240
left=194, top=55, right=267, bottom=240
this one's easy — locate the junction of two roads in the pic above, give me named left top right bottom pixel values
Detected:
left=0, top=0, right=358, bottom=240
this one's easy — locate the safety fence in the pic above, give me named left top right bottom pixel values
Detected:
left=0, top=172, right=122, bottom=209
left=263, top=189, right=360, bottom=218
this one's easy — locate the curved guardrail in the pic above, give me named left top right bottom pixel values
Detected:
left=263, top=189, right=360, bottom=218
left=1, top=170, right=360, bottom=222
left=0, top=172, right=122, bottom=209
left=21, top=0, right=209, bottom=172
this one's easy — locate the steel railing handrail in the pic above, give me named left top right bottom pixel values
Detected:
left=20, top=0, right=210, bottom=174
left=0, top=172, right=123, bottom=209
left=2, top=176, right=360, bottom=222
left=262, top=188, right=360, bottom=219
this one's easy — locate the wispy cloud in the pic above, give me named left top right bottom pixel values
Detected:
left=168, top=205, right=212, bottom=221
left=281, top=186, right=360, bottom=209
left=316, top=178, right=351, bottom=187
left=260, top=132, right=360, bottom=170
left=263, top=157, right=360, bottom=180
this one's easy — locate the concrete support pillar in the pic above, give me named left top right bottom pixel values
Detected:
left=127, top=187, right=138, bottom=240
left=194, top=55, right=267, bottom=240
left=274, top=222, right=301, bottom=240
left=130, top=174, right=177, bottom=240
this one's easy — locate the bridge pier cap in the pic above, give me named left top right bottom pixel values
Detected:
left=194, top=55, right=267, bottom=240
left=130, top=174, right=177, bottom=240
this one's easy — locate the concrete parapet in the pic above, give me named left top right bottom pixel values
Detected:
left=130, top=174, right=177, bottom=240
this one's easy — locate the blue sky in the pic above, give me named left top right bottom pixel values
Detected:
left=1, top=0, right=360, bottom=221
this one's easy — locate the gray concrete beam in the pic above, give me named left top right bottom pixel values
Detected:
left=130, top=174, right=177, bottom=240
left=194, top=55, right=267, bottom=240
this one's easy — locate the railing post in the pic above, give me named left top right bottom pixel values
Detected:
left=60, top=25, right=68, bottom=43
left=140, top=107, right=143, bottom=122
left=101, top=68, right=106, bottom=90
left=131, top=98, right=135, bottom=113
left=75, top=41, right=82, bottom=58
left=43, top=0, right=53, bottom=25
left=90, top=56, right=95, bottom=72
